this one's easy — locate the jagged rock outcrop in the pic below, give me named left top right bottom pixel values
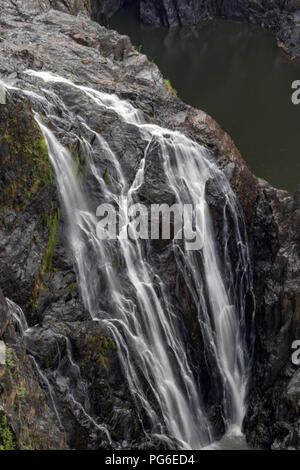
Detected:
left=0, top=0, right=299, bottom=450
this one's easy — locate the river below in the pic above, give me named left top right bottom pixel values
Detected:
left=110, top=4, right=300, bottom=194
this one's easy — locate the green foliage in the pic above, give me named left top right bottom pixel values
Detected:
left=164, top=79, right=178, bottom=98
left=114, top=247, right=121, bottom=270
left=20, top=428, right=41, bottom=451
left=5, top=348, right=15, bottom=370
left=72, top=138, right=90, bottom=181
left=81, top=139, right=90, bottom=179
left=102, top=337, right=117, bottom=351
left=16, top=386, right=26, bottom=399
left=103, top=168, right=111, bottom=185
left=99, top=336, right=117, bottom=370
left=0, top=108, right=52, bottom=212
left=68, top=282, right=75, bottom=292
left=0, top=415, right=15, bottom=450
left=81, top=333, right=117, bottom=372
left=21, top=445, right=32, bottom=451
left=43, top=208, right=61, bottom=273
left=27, top=207, right=61, bottom=310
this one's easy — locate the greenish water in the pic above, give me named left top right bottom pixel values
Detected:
left=110, top=5, right=300, bottom=194
left=206, top=432, right=252, bottom=450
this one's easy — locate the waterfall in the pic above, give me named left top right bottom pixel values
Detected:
left=5, top=297, right=111, bottom=444
left=5, top=298, right=63, bottom=427
left=2, top=71, right=254, bottom=449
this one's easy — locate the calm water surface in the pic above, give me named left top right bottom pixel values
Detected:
left=111, top=5, right=300, bottom=194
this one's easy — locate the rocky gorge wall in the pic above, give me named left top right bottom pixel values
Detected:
left=245, top=182, right=300, bottom=449
left=90, top=0, right=300, bottom=59
left=0, top=0, right=299, bottom=450
left=138, top=0, right=299, bottom=27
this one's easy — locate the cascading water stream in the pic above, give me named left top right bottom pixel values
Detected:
left=5, top=298, right=63, bottom=427
left=2, top=71, right=254, bottom=449
left=5, top=297, right=111, bottom=443
left=33, top=86, right=212, bottom=450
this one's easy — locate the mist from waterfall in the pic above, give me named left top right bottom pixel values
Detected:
left=2, top=71, right=254, bottom=449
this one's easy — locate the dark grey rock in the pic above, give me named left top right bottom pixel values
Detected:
left=91, top=0, right=126, bottom=23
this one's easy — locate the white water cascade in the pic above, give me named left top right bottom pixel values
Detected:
left=5, top=297, right=111, bottom=442
left=2, top=71, right=254, bottom=449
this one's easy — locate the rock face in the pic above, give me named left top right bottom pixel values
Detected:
left=0, top=0, right=299, bottom=450
left=0, top=93, right=58, bottom=311
left=90, top=0, right=125, bottom=23
left=0, top=90, right=143, bottom=448
left=138, top=0, right=300, bottom=59
left=244, top=184, right=300, bottom=449
left=0, top=291, right=66, bottom=449
left=139, top=0, right=215, bottom=26
left=0, top=0, right=90, bottom=18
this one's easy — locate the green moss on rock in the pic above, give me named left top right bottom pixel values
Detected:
left=164, top=79, right=178, bottom=98
left=103, top=167, right=111, bottom=185
left=28, top=207, right=61, bottom=310
left=0, top=415, right=15, bottom=450
left=43, top=208, right=61, bottom=273
left=0, top=97, right=52, bottom=212
left=81, top=333, right=117, bottom=372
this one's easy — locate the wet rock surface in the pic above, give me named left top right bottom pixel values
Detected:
left=0, top=0, right=299, bottom=449
left=0, top=292, right=66, bottom=449
left=0, top=93, right=58, bottom=311
left=244, top=184, right=300, bottom=449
